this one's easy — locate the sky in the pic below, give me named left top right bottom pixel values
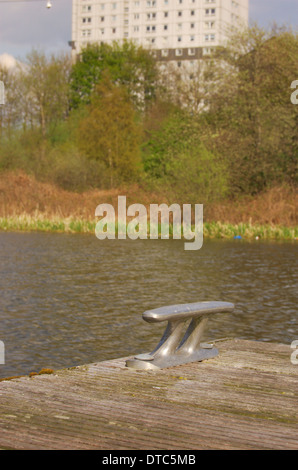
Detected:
left=0, top=0, right=297, bottom=61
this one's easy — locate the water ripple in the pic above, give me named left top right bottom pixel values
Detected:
left=0, top=232, right=297, bottom=378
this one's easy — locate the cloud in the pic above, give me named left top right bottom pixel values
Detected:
left=0, top=0, right=72, bottom=59
left=0, top=52, right=19, bottom=69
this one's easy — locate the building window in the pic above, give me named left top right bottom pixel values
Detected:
left=112, top=2, right=117, bottom=9
left=100, top=16, right=105, bottom=22
left=190, top=35, right=195, bottom=41
left=164, top=11, right=168, bottom=17
left=112, top=28, right=116, bottom=33
left=164, top=24, right=168, bottom=30
left=161, top=49, right=169, bottom=57
left=82, top=17, right=92, bottom=24
left=203, top=46, right=214, bottom=55
left=190, top=23, right=195, bottom=28
left=175, top=48, right=183, bottom=56
left=177, top=36, right=182, bottom=42
left=82, top=29, right=91, bottom=37
left=146, top=25, right=156, bottom=32
left=205, top=34, right=215, bottom=41
left=188, top=48, right=195, bottom=55
left=178, top=11, right=182, bottom=16
left=190, top=10, right=195, bottom=16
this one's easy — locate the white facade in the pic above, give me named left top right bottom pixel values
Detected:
left=71, top=0, right=249, bottom=58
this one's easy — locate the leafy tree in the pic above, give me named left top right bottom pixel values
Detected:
left=21, top=50, right=71, bottom=138
left=0, top=64, right=24, bottom=139
left=205, top=25, right=298, bottom=193
left=142, top=109, right=228, bottom=203
left=70, top=41, right=158, bottom=111
left=157, top=57, right=218, bottom=114
left=77, top=74, right=142, bottom=188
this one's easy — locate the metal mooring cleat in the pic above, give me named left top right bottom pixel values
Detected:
left=126, top=301, right=234, bottom=370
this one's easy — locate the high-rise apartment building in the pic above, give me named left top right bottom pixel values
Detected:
left=70, top=0, right=249, bottom=61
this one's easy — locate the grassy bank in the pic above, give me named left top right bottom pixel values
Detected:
left=0, top=214, right=96, bottom=234
left=0, top=214, right=296, bottom=240
left=0, top=171, right=297, bottom=240
left=203, top=221, right=297, bottom=240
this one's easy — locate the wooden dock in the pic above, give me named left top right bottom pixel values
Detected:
left=0, top=339, right=297, bottom=450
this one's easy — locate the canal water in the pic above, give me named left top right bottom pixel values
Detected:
left=0, top=232, right=297, bottom=378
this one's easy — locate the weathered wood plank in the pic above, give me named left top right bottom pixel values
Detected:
left=0, top=339, right=297, bottom=450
